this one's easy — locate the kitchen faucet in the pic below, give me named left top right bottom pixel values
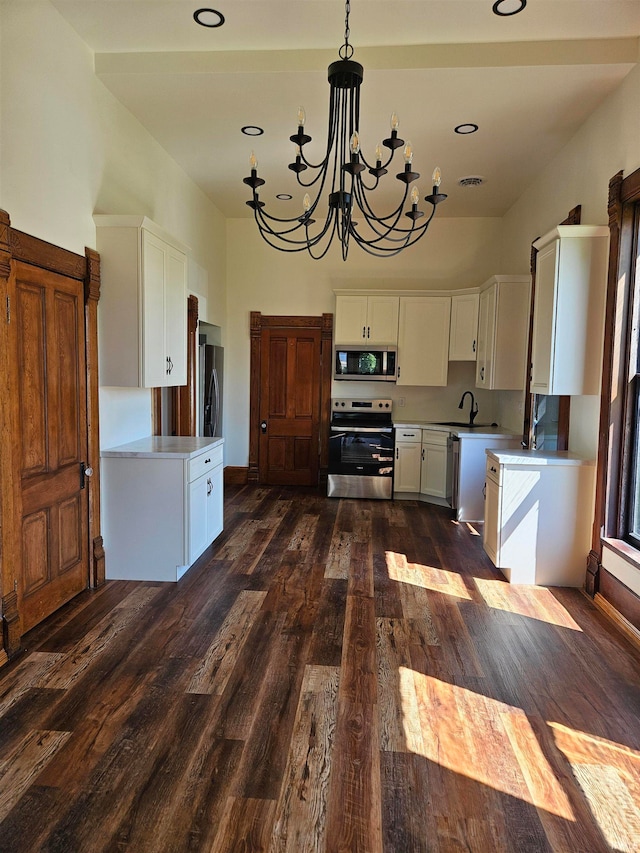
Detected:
left=458, top=390, right=479, bottom=425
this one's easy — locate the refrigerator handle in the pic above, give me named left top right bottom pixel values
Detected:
left=212, top=368, right=220, bottom=436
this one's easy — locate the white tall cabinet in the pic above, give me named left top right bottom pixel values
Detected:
left=531, top=225, right=609, bottom=395
left=95, top=215, right=188, bottom=388
left=397, top=296, right=451, bottom=386
left=475, top=276, right=530, bottom=390
left=449, top=292, right=479, bottom=361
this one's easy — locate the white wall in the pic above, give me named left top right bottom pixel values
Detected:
left=225, top=216, right=503, bottom=466
left=496, top=63, right=640, bottom=455
left=0, top=0, right=227, bottom=449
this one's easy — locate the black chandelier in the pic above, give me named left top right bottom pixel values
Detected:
left=243, top=0, right=447, bottom=261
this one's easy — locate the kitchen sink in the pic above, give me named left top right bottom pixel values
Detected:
left=432, top=421, right=498, bottom=428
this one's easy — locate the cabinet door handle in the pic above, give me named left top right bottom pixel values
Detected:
left=483, top=483, right=486, bottom=499
left=367, top=326, right=370, bottom=338
left=422, top=448, right=425, bottom=460
left=362, top=325, right=366, bottom=339
left=397, top=366, right=401, bottom=378
left=204, top=458, right=211, bottom=464
left=472, top=339, right=476, bottom=353
left=480, top=366, right=484, bottom=381
left=395, top=448, right=399, bottom=460
left=207, top=477, right=212, bottom=495
left=490, top=466, right=497, bottom=473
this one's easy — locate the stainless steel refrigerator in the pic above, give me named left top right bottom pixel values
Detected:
left=199, top=343, right=223, bottom=437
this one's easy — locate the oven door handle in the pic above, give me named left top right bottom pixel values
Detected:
left=330, top=426, right=393, bottom=433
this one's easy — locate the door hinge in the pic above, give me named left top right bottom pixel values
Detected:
left=6, top=295, right=10, bottom=324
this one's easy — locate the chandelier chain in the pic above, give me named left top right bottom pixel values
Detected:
left=339, top=0, right=353, bottom=60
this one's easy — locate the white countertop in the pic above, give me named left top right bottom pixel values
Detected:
left=486, top=448, right=594, bottom=466
left=101, top=436, right=223, bottom=459
left=394, top=422, right=518, bottom=439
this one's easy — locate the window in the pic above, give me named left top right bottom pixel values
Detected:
left=622, top=203, right=640, bottom=547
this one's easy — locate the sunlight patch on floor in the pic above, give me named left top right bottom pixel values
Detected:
left=473, top=577, right=583, bottom=631
left=386, top=551, right=471, bottom=599
left=549, top=722, right=640, bottom=852
left=401, top=667, right=576, bottom=820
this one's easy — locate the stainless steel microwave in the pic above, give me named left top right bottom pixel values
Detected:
left=334, top=346, right=397, bottom=381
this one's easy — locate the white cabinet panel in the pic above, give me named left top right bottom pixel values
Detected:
left=531, top=226, right=609, bottom=395
left=449, top=292, right=479, bottom=361
left=95, top=215, right=188, bottom=388
left=334, top=294, right=399, bottom=345
left=421, top=442, right=448, bottom=498
left=482, top=450, right=595, bottom=586
left=394, top=439, right=421, bottom=493
left=397, top=296, right=451, bottom=386
left=475, top=276, right=530, bottom=390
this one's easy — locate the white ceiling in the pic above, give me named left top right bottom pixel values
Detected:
left=51, top=0, right=640, bottom=220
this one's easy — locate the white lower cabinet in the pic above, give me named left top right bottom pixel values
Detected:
left=101, top=438, right=224, bottom=582
left=482, top=449, right=595, bottom=587
left=188, top=460, right=223, bottom=566
left=394, top=428, right=450, bottom=499
left=420, top=430, right=450, bottom=499
left=394, top=429, right=422, bottom=493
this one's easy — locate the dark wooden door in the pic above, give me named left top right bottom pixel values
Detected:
left=258, top=326, right=322, bottom=485
left=14, top=260, right=89, bottom=633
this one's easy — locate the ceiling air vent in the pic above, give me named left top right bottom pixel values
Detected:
left=458, top=176, right=485, bottom=188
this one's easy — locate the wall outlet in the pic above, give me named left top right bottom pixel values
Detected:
left=398, top=397, right=405, bottom=407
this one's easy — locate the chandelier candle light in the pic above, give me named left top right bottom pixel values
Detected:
left=243, top=0, right=446, bottom=260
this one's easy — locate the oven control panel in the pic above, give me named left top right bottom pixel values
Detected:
left=332, top=398, right=393, bottom=412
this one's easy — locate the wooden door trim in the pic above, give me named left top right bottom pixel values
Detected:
left=0, top=210, right=102, bottom=659
left=249, top=312, right=333, bottom=484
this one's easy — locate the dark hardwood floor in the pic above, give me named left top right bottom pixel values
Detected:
left=1, top=485, right=640, bottom=852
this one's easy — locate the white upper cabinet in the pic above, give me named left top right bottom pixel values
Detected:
left=397, top=296, right=451, bottom=386
left=334, top=294, right=399, bottom=345
left=531, top=225, right=609, bottom=396
left=95, top=215, right=188, bottom=388
left=475, top=276, right=530, bottom=390
left=449, top=292, right=479, bottom=361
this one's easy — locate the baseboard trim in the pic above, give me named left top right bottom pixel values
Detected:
left=594, top=592, right=640, bottom=652
left=224, top=466, right=249, bottom=485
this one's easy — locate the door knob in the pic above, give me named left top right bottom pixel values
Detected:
left=261, top=421, right=267, bottom=433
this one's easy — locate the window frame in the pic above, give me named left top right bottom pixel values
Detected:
left=588, top=167, right=640, bottom=596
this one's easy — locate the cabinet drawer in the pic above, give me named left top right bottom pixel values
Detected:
left=188, top=445, right=223, bottom=482
left=395, top=428, right=421, bottom=443
left=485, top=455, right=501, bottom=486
left=422, top=429, right=450, bottom=446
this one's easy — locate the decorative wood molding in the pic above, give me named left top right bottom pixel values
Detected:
left=585, top=548, right=601, bottom=597
left=84, top=247, right=103, bottom=588
left=1, top=590, right=20, bottom=660
left=588, top=169, right=640, bottom=598
left=224, top=466, right=249, bottom=485
left=594, top=591, right=640, bottom=652
left=152, top=388, right=162, bottom=436
left=10, top=229, right=86, bottom=280
left=92, top=536, right=106, bottom=588
left=173, top=294, right=199, bottom=436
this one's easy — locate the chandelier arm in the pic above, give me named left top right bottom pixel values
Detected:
left=306, top=214, right=340, bottom=261
left=351, top=204, right=438, bottom=251
left=352, top=177, right=409, bottom=227
left=299, top=85, right=340, bottom=172
left=255, top=204, right=335, bottom=245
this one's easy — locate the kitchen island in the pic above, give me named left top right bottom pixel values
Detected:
left=101, top=436, right=224, bottom=581
left=393, top=422, right=520, bottom=520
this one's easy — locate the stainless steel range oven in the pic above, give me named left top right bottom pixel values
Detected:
left=327, top=398, right=394, bottom=499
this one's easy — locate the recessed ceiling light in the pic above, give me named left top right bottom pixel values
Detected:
left=454, top=123, right=479, bottom=135
left=241, top=126, right=264, bottom=136
left=458, top=176, right=485, bottom=187
left=276, top=194, right=293, bottom=201
left=193, top=8, right=225, bottom=28
left=492, top=0, right=527, bottom=16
